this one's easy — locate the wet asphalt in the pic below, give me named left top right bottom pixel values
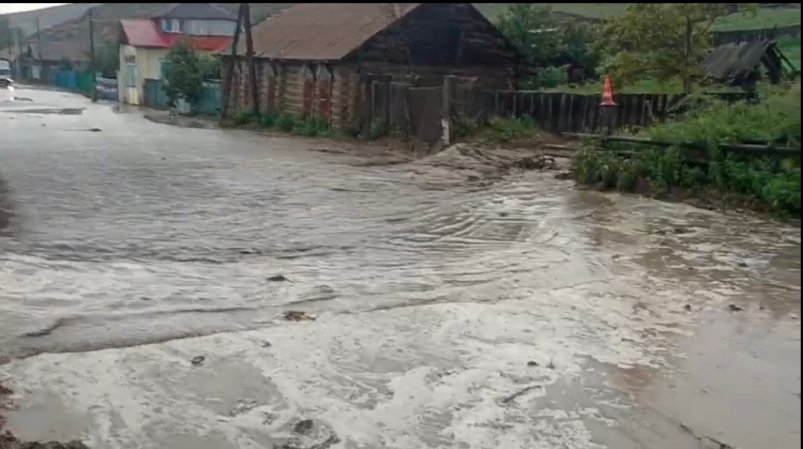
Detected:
left=0, top=87, right=800, bottom=449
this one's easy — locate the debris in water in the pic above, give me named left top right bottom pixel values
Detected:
left=190, top=355, right=206, bottom=366
left=554, top=171, right=572, bottom=180
left=294, top=419, right=314, bottom=435
left=673, top=227, right=690, bottom=234
left=501, top=384, right=542, bottom=404
left=684, top=304, right=692, bottom=312
left=527, top=361, right=539, bottom=367
left=728, top=304, right=744, bottom=312
left=268, top=275, right=289, bottom=282
left=230, top=399, right=259, bottom=417
left=737, top=262, right=748, bottom=268
left=278, top=419, right=340, bottom=449
left=498, top=211, right=509, bottom=217
left=262, top=341, right=272, bottom=348
left=547, top=360, right=556, bottom=369
left=284, top=310, right=315, bottom=321
left=0, top=431, right=90, bottom=449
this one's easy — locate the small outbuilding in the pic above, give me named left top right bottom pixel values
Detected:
left=221, top=3, right=521, bottom=129
left=702, top=39, right=798, bottom=88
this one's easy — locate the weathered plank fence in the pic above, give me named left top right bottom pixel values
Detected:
left=359, top=75, right=755, bottom=144
left=464, top=90, right=689, bottom=134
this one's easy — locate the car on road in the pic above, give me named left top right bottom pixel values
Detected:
left=0, top=59, right=14, bottom=89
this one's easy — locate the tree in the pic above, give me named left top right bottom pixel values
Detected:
left=198, top=54, right=221, bottom=81
left=496, top=5, right=601, bottom=86
left=497, top=5, right=564, bottom=68
left=599, top=3, right=756, bottom=93
left=94, top=40, right=119, bottom=78
left=163, top=41, right=204, bottom=108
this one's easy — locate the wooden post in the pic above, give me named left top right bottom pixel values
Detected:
left=221, top=4, right=244, bottom=122
left=88, top=7, right=97, bottom=102
left=243, top=3, right=259, bottom=116
left=441, top=75, right=456, bottom=145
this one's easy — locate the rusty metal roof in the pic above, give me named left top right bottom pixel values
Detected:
left=238, top=3, right=422, bottom=61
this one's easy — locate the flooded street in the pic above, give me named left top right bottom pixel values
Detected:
left=1, top=88, right=800, bottom=449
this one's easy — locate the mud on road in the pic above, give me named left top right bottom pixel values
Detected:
left=0, top=88, right=800, bottom=449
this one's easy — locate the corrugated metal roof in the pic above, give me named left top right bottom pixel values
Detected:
left=121, top=19, right=232, bottom=52
left=240, top=3, right=422, bottom=61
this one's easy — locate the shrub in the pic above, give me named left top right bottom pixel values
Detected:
left=258, top=113, right=276, bottom=128
left=572, top=146, right=800, bottom=218
left=233, top=111, right=256, bottom=126
left=488, top=114, right=538, bottom=142
left=367, top=120, right=388, bottom=140
left=537, top=66, right=569, bottom=89
left=276, top=113, right=296, bottom=132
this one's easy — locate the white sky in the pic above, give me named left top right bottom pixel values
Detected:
left=0, top=3, right=67, bottom=14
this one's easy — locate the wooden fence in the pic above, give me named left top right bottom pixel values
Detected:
left=359, top=75, right=754, bottom=144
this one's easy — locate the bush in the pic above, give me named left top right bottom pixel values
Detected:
left=163, top=41, right=204, bottom=107
left=572, top=146, right=800, bottom=217
left=233, top=111, right=256, bottom=126
left=488, top=115, right=538, bottom=142
left=258, top=113, right=276, bottom=128
left=367, top=120, right=388, bottom=140
left=537, top=66, right=569, bottom=89
left=647, top=82, right=801, bottom=148
left=290, top=117, right=331, bottom=138
left=276, top=113, right=297, bottom=132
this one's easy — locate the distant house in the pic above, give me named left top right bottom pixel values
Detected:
left=16, top=39, right=93, bottom=81
left=220, top=3, right=521, bottom=129
left=118, top=3, right=236, bottom=106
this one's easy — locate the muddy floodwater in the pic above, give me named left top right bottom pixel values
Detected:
left=0, top=88, right=800, bottom=449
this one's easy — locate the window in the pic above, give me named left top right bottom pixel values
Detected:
left=183, top=19, right=236, bottom=36
left=161, top=18, right=182, bottom=33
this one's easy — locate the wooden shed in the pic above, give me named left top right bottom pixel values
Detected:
left=221, top=3, right=521, bottom=129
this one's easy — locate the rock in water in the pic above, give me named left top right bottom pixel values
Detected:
left=284, top=311, right=315, bottom=321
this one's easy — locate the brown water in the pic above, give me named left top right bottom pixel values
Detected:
left=0, top=88, right=800, bottom=449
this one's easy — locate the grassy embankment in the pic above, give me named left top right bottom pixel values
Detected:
left=572, top=83, right=801, bottom=218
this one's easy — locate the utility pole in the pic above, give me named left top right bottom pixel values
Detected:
left=243, top=3, right=259, bottom=116
left=15, top=28, right=22, bottom=79
left=35, top=15, right=42, bottom=62
left=89, top=7, right=97, bottom=102
left=221, top=3, right=244, bottom=122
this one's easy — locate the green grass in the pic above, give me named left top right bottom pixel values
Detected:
left=711, top=7, right=801, bottom=32
left=778, top=36, right=801, bottom=71
left=538, top=78, right=741, bottom=95
left=477, top=4, right=801, bottom=32
left=475, top=3, right=627, bottom=20
left=573, top=82, right=801, bottom=218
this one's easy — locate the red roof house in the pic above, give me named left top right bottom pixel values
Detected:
left=118, top=3, right=236, bottom=106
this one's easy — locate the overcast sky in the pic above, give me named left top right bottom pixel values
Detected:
left=0, top=3, right=66, bottom=14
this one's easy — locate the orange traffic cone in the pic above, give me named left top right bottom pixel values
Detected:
left=600, top=76, right=617, bottom=107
